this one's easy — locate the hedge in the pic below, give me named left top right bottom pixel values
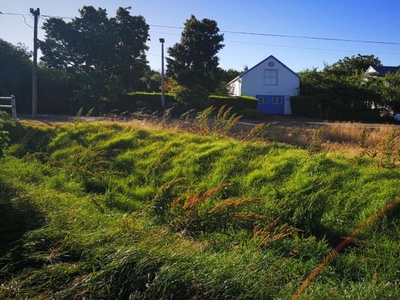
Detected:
left=106, top=92, right=176, bottom=113
left=291, top=94, right=382, bottom=121
left=106, top=93, right=258, bottom=115
left=208, top=95, right=258, bottom=112
left=290, top=96, right=320, bottom=118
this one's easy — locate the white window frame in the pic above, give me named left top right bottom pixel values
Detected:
left=264, top=69, right=278, bottom=86
left=257, top=97, right=268, bottom=104
left=272, top=97, right=283, bottom=104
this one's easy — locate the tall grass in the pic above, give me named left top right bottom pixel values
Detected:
left=1, top=118, right=400, bottom=299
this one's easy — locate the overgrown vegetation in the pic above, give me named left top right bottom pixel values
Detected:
left=1, top=115, right=400, bottom=299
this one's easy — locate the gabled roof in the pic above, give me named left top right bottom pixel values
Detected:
left=228, top=55, right=300, bottom=84
left=366, top=65, right=400, bottom=76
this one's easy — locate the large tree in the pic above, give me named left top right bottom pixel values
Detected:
left=325, top=54, right=382, bottom=77
left=298, top=54, right=384, bottom=120
left=166, top=15, right=224, bottom=93
left=0, top=39, right=32, bottom=112
left=40, top=6, right=149, bottom=108
left=378, top=71, right=400, bottom=113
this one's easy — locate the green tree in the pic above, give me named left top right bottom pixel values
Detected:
left=219, top=68, right=241, bottom=83
left=213, top=68, right=242, bottom=96
left=40, top=6, right=150, bottom=110
left=298, top=56, right=382, bottom=121
left=325, top=54, right=382, bottom=77
left=166, top=15, right=224, bottom=95
left=0, top=39, right=32, bottom=112
left=380, top=71, right=400, bottom=113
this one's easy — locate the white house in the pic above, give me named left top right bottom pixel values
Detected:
left=228, top=55, right=300, bottom=115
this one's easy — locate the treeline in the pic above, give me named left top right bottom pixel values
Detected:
left=0, top=6, right=242, bottom=116
left=1, top=6, right=400, bottom=120
left=294, top=54, right=400, bottom=121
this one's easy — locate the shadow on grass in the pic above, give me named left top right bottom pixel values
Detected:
left=0, top=179, right=45, bottom=257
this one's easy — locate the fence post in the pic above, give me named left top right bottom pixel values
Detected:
left=11, top=95, right=17, bottom=121
left=0, top=95, right=17, bottom=121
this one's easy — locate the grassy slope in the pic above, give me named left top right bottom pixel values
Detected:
left=0, top=121, right=400, bottom=299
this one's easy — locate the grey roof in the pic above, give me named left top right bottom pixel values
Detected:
left=369, top=65, right=400, bottom=75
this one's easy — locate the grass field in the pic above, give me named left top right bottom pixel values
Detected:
left=1, top=112, right=400, bottom=299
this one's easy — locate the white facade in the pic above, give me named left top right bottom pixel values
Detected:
left=228, top=55, right=300, bottom=115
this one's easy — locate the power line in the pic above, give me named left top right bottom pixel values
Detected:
left=41, top=14, right=73, bottom=20
left=150, top=29, right=400, bottom=57
left=0, top=12, right=33, bottom=28
left=3, top=11, right=399, bottom=47
left=150, top=24, right=400, bottom=46
left=224, top=39, right=400, bottom=56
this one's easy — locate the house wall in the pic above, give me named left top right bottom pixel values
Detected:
left=240, top=56, right=299, bottom=98
left=227, top=56, right=299, bottom=115
left=229, top=78, right=242, bottom=96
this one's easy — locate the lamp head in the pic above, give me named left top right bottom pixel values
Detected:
left=159, top=38, right=165, bottom=43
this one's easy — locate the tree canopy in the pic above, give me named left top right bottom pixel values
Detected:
left=40, top=6, right=150, bottom=108
left=166, top=15, right=224, bottom=93
left=298, top=54, right=400, bottom=120
left=325, top=54, right=382, bottom=77
left=0, top=39, right=32, bottom=111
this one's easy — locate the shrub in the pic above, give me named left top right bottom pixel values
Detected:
left=208, top=95, right=258, bottom=113
left=0, top=111, right=16, bottom=156
left=290, top=95, right=327, bottom=118
left=112, top=92, right=176, bottom=113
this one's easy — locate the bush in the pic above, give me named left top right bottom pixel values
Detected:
left=291, top=94, right=331, bottom=119
left=111, top=92, right=258, bottom=117
left=174, top=86, right=210, bottom=111
left=111, top=92, right=177, bottom=113
left=209, top=95, right=258, bottom=113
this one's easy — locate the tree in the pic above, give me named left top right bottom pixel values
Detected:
left=40, top=6, right=150, bottom=109
left=325, top=54, right=382, bottom=77
left=166, top=15, right=224, bottom=94
left=298, top=55, right=383, bottom=121
left=214, top=68, right=241, bottom=96
left=380, top=71, right=400, bottom=113
left=0, top=40, right=32, bottom=113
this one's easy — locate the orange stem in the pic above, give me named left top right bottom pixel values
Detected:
left=292, top=197, right=400, bottom=300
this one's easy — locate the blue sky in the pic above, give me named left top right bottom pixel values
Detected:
left=1, top=0, right=400, bottom=73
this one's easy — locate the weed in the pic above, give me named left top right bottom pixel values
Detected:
left=212, top=105, right=242, bottom=136
left=308, top=126, right=324, bottom=155
left=243, top=121, right=276, bottom=141
left=380, top=128, right=398, bottom=169
left=0, top=110, right=16, bottom=156
left=359, top=127, right=367, bottom=148
left=195, top=106, right=215, bottom=135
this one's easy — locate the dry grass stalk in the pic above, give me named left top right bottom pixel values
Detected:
left=182, top=183, right=230, bottom=213
left=253, top=220, right=300, bottom=247
left=208, top=197, right=262, bottom=215
left=292, top=196, right=400, bottom=300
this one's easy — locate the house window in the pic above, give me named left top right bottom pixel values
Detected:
left=257, top=97, right=268, bottom=104
left=264, top=69, right=278, bottom=85
left=272, top=97, right=282, bottom=104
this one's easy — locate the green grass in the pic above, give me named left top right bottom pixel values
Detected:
left=0, top=120, right=400, bottom=299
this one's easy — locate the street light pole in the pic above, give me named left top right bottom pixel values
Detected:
left=159, top=38, right=165, bottom=109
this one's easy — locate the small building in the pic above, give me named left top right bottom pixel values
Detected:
left=365, top=65, right=400, bottom=77
left=228, top=55, right=300, bottom=115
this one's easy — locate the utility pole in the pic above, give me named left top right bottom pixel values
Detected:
left=30, top=8, right=40, bottom=119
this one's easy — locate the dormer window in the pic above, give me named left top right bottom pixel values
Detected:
left=264, top=69, right=278, bottom=85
